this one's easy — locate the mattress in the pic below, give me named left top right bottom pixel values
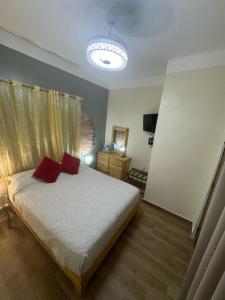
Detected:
left=7, top=165, right=139, bottom=275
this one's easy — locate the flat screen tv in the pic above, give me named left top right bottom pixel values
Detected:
left=143, top=114, right=158, bottom=133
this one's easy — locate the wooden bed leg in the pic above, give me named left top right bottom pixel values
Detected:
left=75, top=275, right=90, bottom=297
left=64, top=269, right=86, bottom=296
left=74, top=283, right=82, bottom=297
left=5, top=204, right=12, bottom=229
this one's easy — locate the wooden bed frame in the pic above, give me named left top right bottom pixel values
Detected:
left=9, top=199, right=139, bottom=295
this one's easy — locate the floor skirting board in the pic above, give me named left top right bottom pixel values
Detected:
left=142, top=198, right=193, bottom=228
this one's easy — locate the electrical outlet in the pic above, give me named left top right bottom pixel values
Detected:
left=148, top=137, right=154, bottom=145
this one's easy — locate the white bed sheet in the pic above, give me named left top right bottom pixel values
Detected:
left=8, top=166, right=139, bottom=275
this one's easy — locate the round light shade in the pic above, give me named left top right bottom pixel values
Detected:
left=87, top=35, right=128, bottom=71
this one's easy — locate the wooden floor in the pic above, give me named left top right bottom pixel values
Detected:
left=0, top=200, right=193, bottom=300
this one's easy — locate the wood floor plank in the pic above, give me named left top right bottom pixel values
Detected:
left=0, top=273, right=11, bottom=300
left=0, top=200, right=193, bottom=300
left=4, top=272, right=37, bottom=300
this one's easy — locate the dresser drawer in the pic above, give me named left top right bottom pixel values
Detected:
left=110, top=158, right=123, bottom=167
left=109, top=164, right=122, bottom=174
left=97, top=161, right=109, bottom=171
left=98, top=161, right=109, bottom=171
left=109, top=171, right=122, bottom=179
left=97, top=151, right=131, bottom=181
left=98, top=153, right=109, bottom=163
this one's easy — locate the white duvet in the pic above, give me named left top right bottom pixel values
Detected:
left=8, top=165, right=139, bottom=275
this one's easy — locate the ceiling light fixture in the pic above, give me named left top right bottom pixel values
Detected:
left=87, top=22, right=128, bottom=71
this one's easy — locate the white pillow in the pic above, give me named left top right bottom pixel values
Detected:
left=7, top=169, right=36, bottom=195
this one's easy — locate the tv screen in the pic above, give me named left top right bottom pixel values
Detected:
left=143, top=114, right=158, bottom=133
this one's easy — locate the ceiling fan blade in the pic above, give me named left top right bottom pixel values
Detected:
left=95, top=0, right=174, bottom=38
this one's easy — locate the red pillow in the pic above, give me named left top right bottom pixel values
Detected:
left=61, top=152, right=80, bottom=174
left=33, top=156, right=61, bottom=183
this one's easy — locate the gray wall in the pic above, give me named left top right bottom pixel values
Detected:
left=0, top=44, right=108, bottom=165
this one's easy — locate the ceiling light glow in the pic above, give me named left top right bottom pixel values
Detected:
left=87, top=35, right=128, bottom=71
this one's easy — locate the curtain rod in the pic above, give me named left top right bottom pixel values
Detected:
left=0, top=78, right=82, bottom=100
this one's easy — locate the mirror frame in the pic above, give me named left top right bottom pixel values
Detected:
left=111, top=125, right=129, bottom=156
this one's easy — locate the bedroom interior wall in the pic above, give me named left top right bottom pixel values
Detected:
left=105, top=86, right=163, bottom=171
left=0, top=44, right=108, bottom=166
left=144, top=65, right=225, bottom=226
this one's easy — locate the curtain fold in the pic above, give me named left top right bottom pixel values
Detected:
left=211, top=272, right=225, bottom=300
left=0, top=80, right=81, bottom=177
left=48, top=90, right=64, bottom=161
left=180, top=157, right=225, bottom=300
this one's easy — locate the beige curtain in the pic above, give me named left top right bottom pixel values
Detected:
left=180, top=152, right=225, bottom=300
left=48, top=90, right=81, bottom=161
left=0, top=80, right=81, bottom=177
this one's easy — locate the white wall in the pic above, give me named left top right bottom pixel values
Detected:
left=105, top=86, right=163, bottom=171
left=144, top=65, right=225, bottom=225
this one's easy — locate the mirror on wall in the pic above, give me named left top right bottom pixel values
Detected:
left=112, top=126, right=129, bottom=156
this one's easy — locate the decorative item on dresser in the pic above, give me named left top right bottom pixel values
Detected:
left=97, top=151, right=131, bottom=180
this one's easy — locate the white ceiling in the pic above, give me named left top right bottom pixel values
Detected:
left=0, top=0, right=225, bottom=89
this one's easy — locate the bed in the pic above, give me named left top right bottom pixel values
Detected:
left=7, top=165, right=140, bottom=294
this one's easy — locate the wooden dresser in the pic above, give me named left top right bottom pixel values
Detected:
left=97, top=151, right=131, bottom=180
